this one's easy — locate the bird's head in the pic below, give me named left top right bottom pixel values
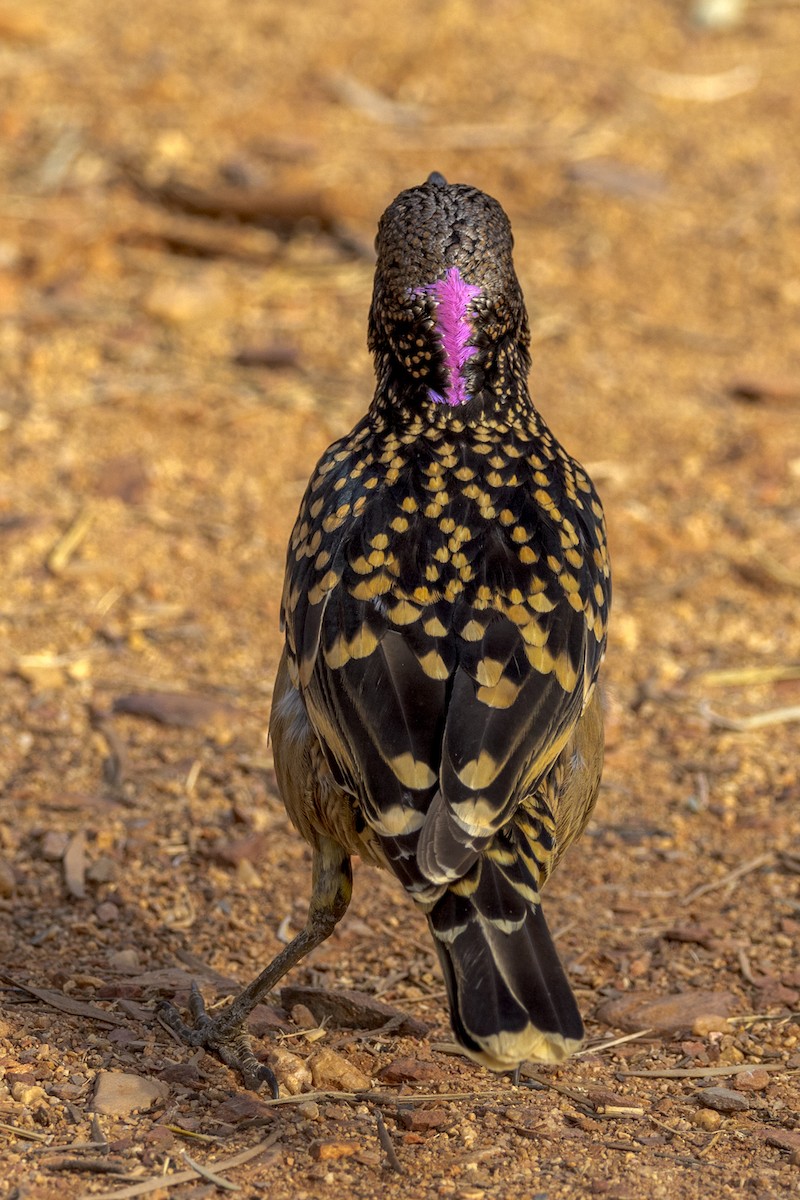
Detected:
left=368, top=173, right=530, bottom=409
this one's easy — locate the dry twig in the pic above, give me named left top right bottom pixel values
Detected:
left=699, top=700, right=800, bottom=731
left=78, top=1131, right=281, bottom=1200
left=180, top=1151, right=240, bottom=1191
left=47, top=509, right=93, bottom=574
left=373, top=1106, right=403, bottom=1174
left=682, top=852, right=774, bottom=905
left=46, top=1159, right=133, bottom=1177
left=697, top=663, right=800, bottom=687
left=617, top=1063, right=793, bottom=1080
left=577, top=1029, right=654, bottom=1056
left=0, top=1120, right=50, bottom=1142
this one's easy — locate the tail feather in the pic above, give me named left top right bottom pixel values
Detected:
left=427, top=847, right=583, bottom=1069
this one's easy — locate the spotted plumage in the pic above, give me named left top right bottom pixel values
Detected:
left=158, top=174, right=611, bottom=1087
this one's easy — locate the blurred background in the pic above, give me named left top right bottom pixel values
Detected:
left=0, top=0, right=799, bottom=1193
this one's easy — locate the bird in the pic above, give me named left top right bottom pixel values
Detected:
left=158, top=172, right=611, bottom=1093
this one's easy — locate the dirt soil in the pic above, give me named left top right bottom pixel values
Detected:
left=1, top=2, right=799, bottom=1197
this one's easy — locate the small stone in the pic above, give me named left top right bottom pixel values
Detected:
left=756, top=980, right=800, bottom=1007
left=763, top=1129, right=800, bottom=1154
left=108, top=1135, right=135, bottom=1153
left=215, top=1093, right=274, bottom=1124
left=63, top=830, right=87, bottom=899
left=143, top=1126, right=174, bottom=1150
left=679, top=1039, right=711, bottom=1063
left=40, top=831, right=70, bottom=860
left=735, top=1068, right=771, bottom=1092
left=309, top=1139, right=359, bottom=1162
left=718, top=1045, right=745, bottom=1065
left=596, top=990, right=738, bottom=1034
left=297, top=1100, right=320, bottom=1119
left=246, top=1004, right=286, bottom=1036
left=308, top=1047, right=371, bottom=1092
left=692, top=1014, right=731, bottom=1036
left=11, top=1082, right=49, bottom=1106
left=87, top=855, right=118, bottom=883
left=108, top=948, right=140, bottom=972
left=291, top=1003, right=318, bottom=1030
left=281, top=984, right=428, bottom=1037
left=693, top=1108, right=722, bottom=1131
left=95, top=901, right=119, bottom=924
left=397, top=1106, right=451, bottom=1132
left=214, top=832, right=271, bottom=868
left=92, top=1070, right=168, bottom=1116
left=142, top=277, right=229, bottom=326
left=159, top=1062, right=201, bottom=1088
left=695, top=1087, right=749, bottom=1113
left=379, top=1056, right=445, bottom=1085
left=266, top=1046, right=312, bottom=1095
left=92, top=455, right=150, bottom=505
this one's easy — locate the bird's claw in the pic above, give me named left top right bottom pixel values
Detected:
left=156, top=984, right=279, bottom=1098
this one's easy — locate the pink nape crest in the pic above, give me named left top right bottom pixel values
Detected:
left=422, top=267, right=481, bottom=406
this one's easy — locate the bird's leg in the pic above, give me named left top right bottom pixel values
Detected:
left=157, top=837, right=352, bottom=1093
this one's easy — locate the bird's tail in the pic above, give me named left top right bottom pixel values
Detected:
left=426, top=817, right=583, bottom=1070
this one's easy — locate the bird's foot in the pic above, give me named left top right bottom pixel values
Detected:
left=156, top=982, right=279, bottom=1097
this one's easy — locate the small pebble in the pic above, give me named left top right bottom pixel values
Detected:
left=142, top=277, right=229, bottom=326
left=87, top=855, right=118, bottom=883
left=735, top=1067, right=771, bottom=1091
left=290, top=1003, right=318, bottom=1029
left=379, top=1056, right=445, bottom=1084
left=596, top=989, right=737, bottom=1034
left=696, top=1086, right=749, bottom=1113
left=309, top=1139, right=359, bottom=1162
left=92, top=1071, right=167, bottom=1116
left=11, top=1083, right=49, bottom=1106
left=108, top=948, right=140, bottom=972
left=692, top=1014, right=731, bottom=1036
left=693, top=1108, right=722, bottom=1131
left=267, top=1046, right=312, bottom=1095
left=398, top=1106, right=451, bottom=1132
left=308, top=1047, right=371, bottom=1092
left=40, top=831, right=70, bottom=861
